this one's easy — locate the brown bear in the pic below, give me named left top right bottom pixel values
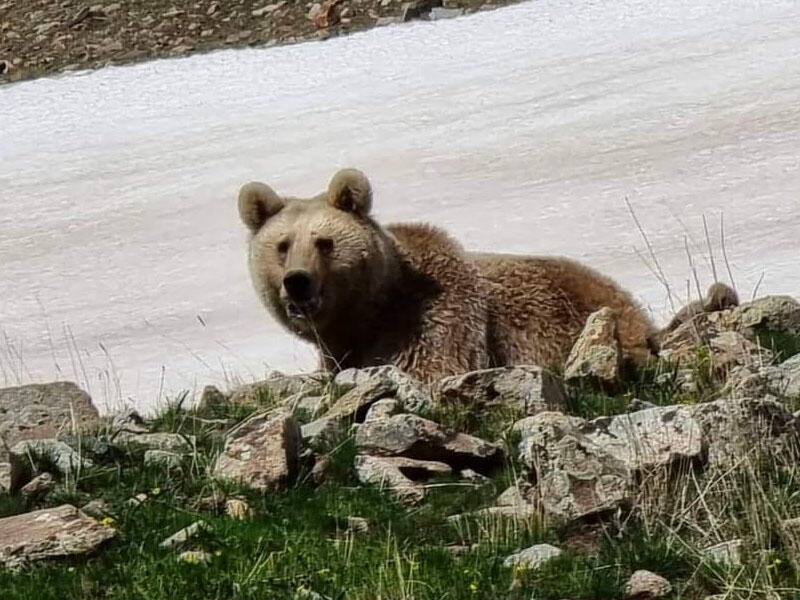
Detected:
left=238, top=168, right=656, bottom=383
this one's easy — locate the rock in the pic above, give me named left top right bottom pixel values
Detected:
left=143, top=450, right=183, bottom=469
left=127, top=493, right=148, bottom=506
left=309, top=453, right=331, bottom=485
left=376, top=16, right=403, bottom=26
left=454, top=504, right=539, bottom=520
left=212, top=410, right=300, bottom=492
left=20, top=472, right=55, bottom=499
left=196, top=385, right=228, bottom=412
left=564, top=307, right=622, bottom=388
left=301, top=416, right=343, bottom=450
left=177, top=550, right=213, bottom=564
left=0, top=462, right=10, bottom=492
left=517, top=406, right=702, bottom=519
left=0, top=505, right=116, bottom=569
left=230, top=372, right=330, bottom=406
left=159, top=520, right=210, bottom=549
left=225, top=498, right=252, bottom=519
left=307, top=3, right=323, bottom=21
left=503, top=543, right=562, bottom=569
left=429, top=6, right=464, bottom=19
left=354, top=455, right=451, bottom=504
left=688, top=396, right=798, bottom=469
left=729, top=295, right=800, bottom=339
left=582, top=406, right=702, bottom=470
left=496, top=481, right=537, bottom=507
left=109, top=409, right=148, bottom=434
left=334, top=366, right=432, bottom=414
left=401, top=0, right=443, bottom=21
left=702, top=539, right=743, bottom=567
left=355, top=413, right=504, bottom=472
left=292, top=394, right=327, bottom=421
left=345, top=516, right=369, bottom=534
left=324, top=377, right=397, bottom=422
left=517, top=412, right=630, bottom=519
left=434, top=366, right=566, bottom=417
left=364, top=398, right=400, bottom=422
left=112, top=432, right=195, bottom=454
left=10, top=439, right=94, bottom=490
left=624, top=570, right=672, bottom=598
left=80, top=499, right=112, bottom=520
left=0, top=382, right=99, bottom=467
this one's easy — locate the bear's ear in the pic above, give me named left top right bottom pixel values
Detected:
left=238, top=182, right=285, bottom=233
left=327, top=168, right=372, bottom=217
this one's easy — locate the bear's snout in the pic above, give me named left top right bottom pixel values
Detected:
left=282, top=270, right=320, bottom=318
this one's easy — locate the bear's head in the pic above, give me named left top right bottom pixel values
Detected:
left=238, top=169, right=395, bottom=339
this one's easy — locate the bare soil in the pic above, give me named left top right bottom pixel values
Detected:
left=0, top=0, right=519, bottom=84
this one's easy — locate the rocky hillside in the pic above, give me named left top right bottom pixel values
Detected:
left=0, top=0, right=518, bottom=84
left=1, top=294, right=800, bottom=599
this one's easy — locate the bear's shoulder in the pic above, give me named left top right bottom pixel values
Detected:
left=384, top=222, right=485, bottom=295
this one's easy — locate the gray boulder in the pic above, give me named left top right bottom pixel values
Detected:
left=354, top=454, right=451, bottom=504
left=355, top=413, right=504, bottom=472
left=564, top=307, right=622, bottom=388
left=212, top=410, right=300, bottom=492
left=434, top=365, right=566, bottom=416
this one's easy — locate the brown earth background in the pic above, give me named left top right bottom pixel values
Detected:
left=1, top=0, right=518, bottom=84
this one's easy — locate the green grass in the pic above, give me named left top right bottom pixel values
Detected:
left=4, top=354, right=800, bottom=599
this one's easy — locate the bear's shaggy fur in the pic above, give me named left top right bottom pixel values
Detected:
left=238, top=169, right=656, bottom=383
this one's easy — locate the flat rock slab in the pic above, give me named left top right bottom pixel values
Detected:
left=212, top=410, right=300, bottom=492
left=229, top=372, right=331, bottom=406
left=355, top=413, right=504, bottom=472
left=334, top=366, right=432, bottom=414
left=433, top=366, right=566, bottom=416
left=0, top=505, right=116, bottom=569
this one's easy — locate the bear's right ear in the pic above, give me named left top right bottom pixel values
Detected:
left=327, top=168, right=372, bottom=217
left=238, top=182, right=285, bottom=233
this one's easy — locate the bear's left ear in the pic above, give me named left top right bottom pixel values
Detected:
left=327, top=168, right=372, bottom=217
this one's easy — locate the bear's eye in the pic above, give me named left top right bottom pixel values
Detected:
left=277, top=239, right=290, bottom=255
left=316, top=238, right=334, bottom=256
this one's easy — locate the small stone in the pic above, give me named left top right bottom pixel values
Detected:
left=80, top=499, right=112, bottom=519
left=163, top=8, right=185, bottom=18
left=301, top=416, right=343, bottom=450
left=127, top=493, right=148, bottom=506
left=197, top=385, right=228, bottom=411
left=624, top=570, right=672, bottom=598
left=354, top=455, right=451, bottom=504
left=159, top=520, right=210, bottom=549
left=225, top=498, right=252, bottom=519
left=503, top=544, right=562, bottom=569
left=334, top=366, right=431, bottom=414
left=346, top=516, right=369, bottom=534
left=144, top=450, right=183, bottom=469
left=113, top=432, right=195, bottom=454
left=702, top=539, right=743, bottom=567
left=0, top=505, right=116, bottom=569
left=310, top=453, right=331, bottom=484
left=307, top=3, right=323, bottom=21
left=364, top=398, right=399, bottom=422
left=35, top=21, right=60, bottom=35
left=177, top=550, right=212, bottom=564
left=428, top=6, right=463, bottom=19
left=20, top=472, right=55, bottom=499
left=110, top=409, right=148, bottom=433
left=207, top=2, right=220, bottom=16
left=375, top=16, right=402, bottom=26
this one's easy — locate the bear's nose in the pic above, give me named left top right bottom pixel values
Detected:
left=283, top=270, right=315, bottom=301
